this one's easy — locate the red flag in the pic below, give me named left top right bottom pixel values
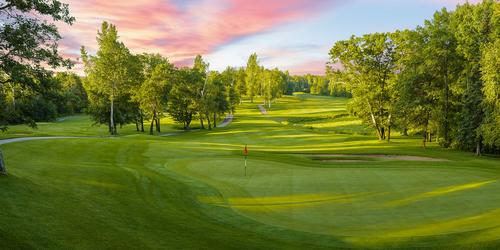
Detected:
left=243, top=145, right=248, bottom=156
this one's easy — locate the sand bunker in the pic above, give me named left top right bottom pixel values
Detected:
left=313, top=154, right=449, bottom=162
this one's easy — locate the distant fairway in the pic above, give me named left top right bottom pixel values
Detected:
left=1, top=94, right=500, bottom=249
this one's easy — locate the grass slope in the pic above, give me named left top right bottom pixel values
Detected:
left=1, top=94, right=500, bottom=249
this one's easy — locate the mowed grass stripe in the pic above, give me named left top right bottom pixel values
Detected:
left=1, top=94, right=500, bottom=249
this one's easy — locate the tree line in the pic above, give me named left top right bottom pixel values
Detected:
left=0, top=0, right=311, bottom=137
left=79, top=23, right=297, bottom=135
left=1, top=0, right=77, bottom=132
left=0, top=0, right=342, bottom=138
left=329, top=0, right=499, bottom=155
left=0, top=0, right=292, bottom=137
left=285, top=74, right=351, bottom=97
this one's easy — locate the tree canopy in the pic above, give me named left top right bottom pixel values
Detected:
left=329, top=0, right=500, bottom=154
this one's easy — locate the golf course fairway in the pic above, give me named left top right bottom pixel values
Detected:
left=1, top=94, right=500, bottom=249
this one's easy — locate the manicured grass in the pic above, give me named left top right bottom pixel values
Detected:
left=0, top=113, right=218, bottom=139
left=1, top=94, right=500, bottom=249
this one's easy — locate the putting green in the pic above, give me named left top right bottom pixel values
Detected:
left=169, top=157, right=500, bottom=246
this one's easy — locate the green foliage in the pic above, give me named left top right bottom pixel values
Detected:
left=262, top=68, right=286, bottom=108
left=81, top=22, right=142, bottom=135
left=479, top=7, right=500, bottom=148
left=138, top=63, right=173, bottom=134
left=245, top=53, right=259, bottom=103
left=221, top=67, right=239, bottom=113
left=192, top=55, right=211, bottom=129
left=133, top=54, right=173, bottom=134
left=0, top=73, right=85, bottom=128
left=331, top=1, right=500, bottom=154
left=167, top=68, right=201, bottom=129
left=234, top=67, right=247, bottom=101
left=205, top=71, right=229, bottom=127
left=0, top=89, right=7, bottom=131
left=53, top=72, right=88, bottom=114
left=326, top=68, right=351, bottom=98
left=330, top=32, right=397, bottom=141
left=0, top=0, right=74, bottom=128
left=452, top=1, right=498, bottom=153
left=285, top=75, right=309, bottom=94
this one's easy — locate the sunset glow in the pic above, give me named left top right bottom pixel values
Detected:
left=58, top=0, right=479, bottom=75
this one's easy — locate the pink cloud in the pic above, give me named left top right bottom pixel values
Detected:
left=57, top=0, right=336, bottom=71
left=288, top=59, right=327, bottom=76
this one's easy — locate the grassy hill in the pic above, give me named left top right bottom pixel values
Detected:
left=1, top=94, right=499, bottom=249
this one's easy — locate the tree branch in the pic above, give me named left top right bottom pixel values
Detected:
left=0, top=3, right=12, bottom=11
left=0, top=78, right=12, bottom=85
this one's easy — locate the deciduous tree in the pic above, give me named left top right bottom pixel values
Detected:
left=81, top=22, right=141, bottom=135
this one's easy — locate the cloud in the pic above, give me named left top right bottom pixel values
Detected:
left=288, top=59, right=327, bottom=75
left=57, top=0, right=337, bottom=71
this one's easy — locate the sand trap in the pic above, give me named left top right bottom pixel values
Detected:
left=313, top=154, right=450, bottom=162
left=321, top=159, right=371, bottom=163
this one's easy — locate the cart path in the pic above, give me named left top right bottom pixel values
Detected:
left=258, top=104, right=267, bottom=115
left=0, top=136, right=89, bottom=145
left=218, top=114, right=233, bottom=128
left=160, top=114, right=233, bottom=137
left=0, top=114, right=235, bottom=142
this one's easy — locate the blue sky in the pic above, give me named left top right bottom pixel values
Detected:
left=59, top=0, right=477, bottom=75
left=206, top=0, right=475, bottom=74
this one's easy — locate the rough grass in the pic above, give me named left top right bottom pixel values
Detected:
left=1, top=94, right=500, bottom=249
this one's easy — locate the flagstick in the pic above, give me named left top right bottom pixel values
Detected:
left=244, top=156, right=247, bottom=176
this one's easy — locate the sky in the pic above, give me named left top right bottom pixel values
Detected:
left=57, top=0, right=480, bottom=75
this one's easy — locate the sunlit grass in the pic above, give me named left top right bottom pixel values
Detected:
left=386, top=180, right=497, bottom=207
left=1, top=94, right=500, bottom=249
left=199, top=192, right=375, bottom=211
left=347, top=209, right=500, bottom=246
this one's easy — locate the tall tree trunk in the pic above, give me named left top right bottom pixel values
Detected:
left=155, top=118, right=161, bottom=133
left=110, top=96, right=115, bottom=135
left=136, top=121, right=139, bottom=131
left=368, top=102, right=383, bottom=140
left=140, top=112, right=144, bottom=132
left=186, top=113, right=192, bottom=130
left=0, top=150, right=6, bottom=175
left=200, top=117, right=205, bottom=129
left=206, top=113, right=212, bottom=130
left=150, top=114, right=155, bottom=135
left=370, top=113, right=383, bottom=140
left=213, top=113, right=217, bottom=128
left=387, top=126, right=391, bottom=142
left=423, top=120, right=428, bottom=149
left=476, top=137, right=482, bottom=156
left=186, top=119, right=191, bottom=130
